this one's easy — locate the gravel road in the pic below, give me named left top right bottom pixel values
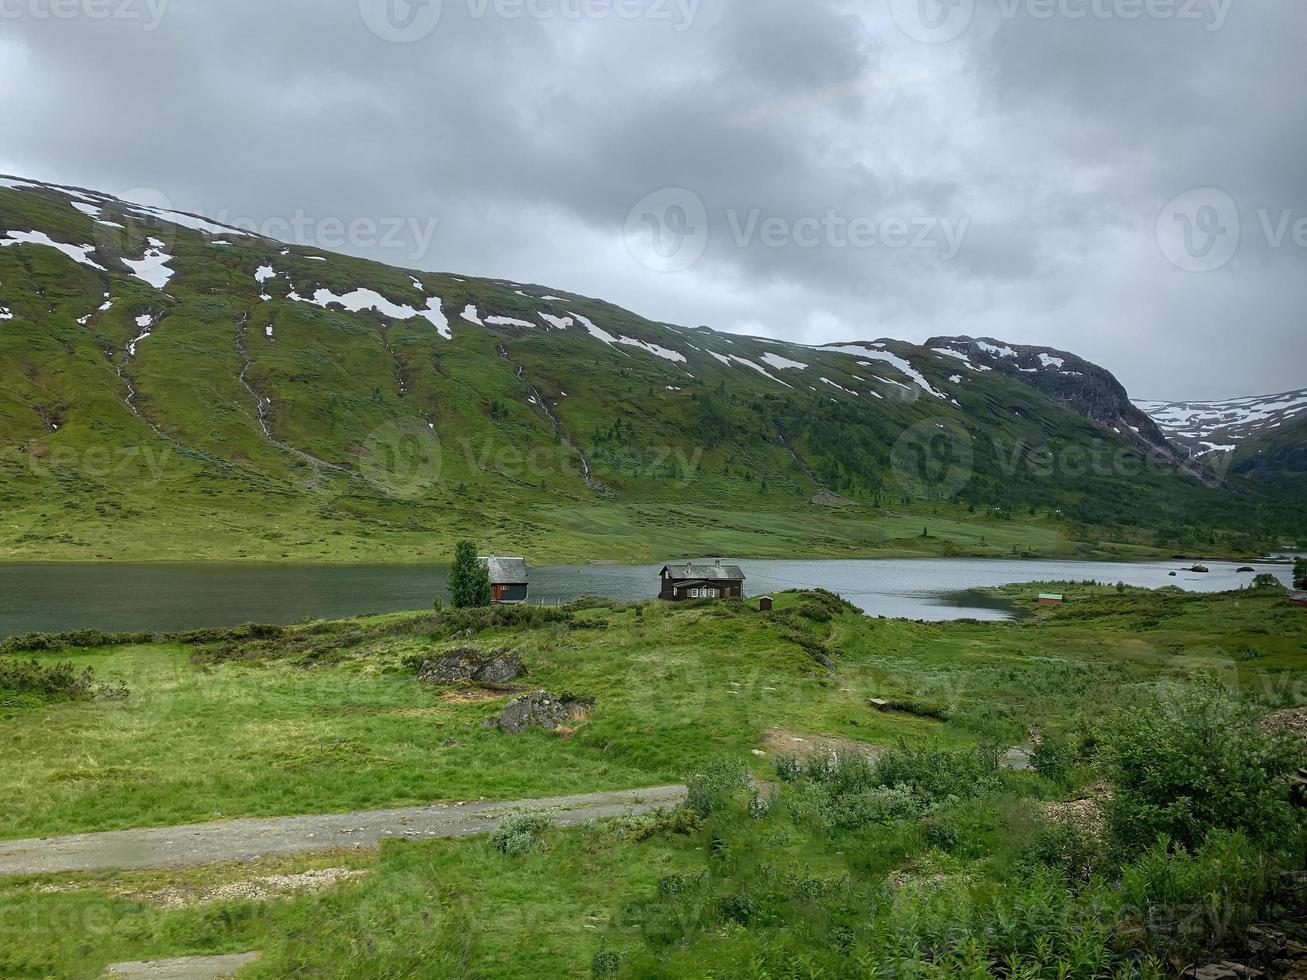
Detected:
left=0, top=785, right=687, bottom=876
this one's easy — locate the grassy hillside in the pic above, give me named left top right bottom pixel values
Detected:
left=1, top=177, right=1302, bottom=563
left=0, top=586, right=1304, bottom=976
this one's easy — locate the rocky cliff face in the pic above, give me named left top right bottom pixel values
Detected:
left=925, top=336, right=1216, bottom=484
left=927, top=337, right=1166, bottom=443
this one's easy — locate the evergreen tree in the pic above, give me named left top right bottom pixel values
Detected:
left=449, top=541, right=492, bottom=608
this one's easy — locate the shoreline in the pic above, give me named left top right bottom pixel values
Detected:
left=0, top=552, right=1292, bottom=569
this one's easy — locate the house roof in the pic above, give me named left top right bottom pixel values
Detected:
left=661, top=562, right=746, bottom=582
left=480, top=556, right=528, bottom=584
left=1293, top=590, right=1307, bottom=603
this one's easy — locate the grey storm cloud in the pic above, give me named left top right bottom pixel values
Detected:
left=0, top=0, right=1304, bottom=399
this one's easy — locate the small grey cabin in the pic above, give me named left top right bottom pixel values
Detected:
left=481, top=556, right=529, bottom=604
left=659, top=561, right=746, bottom=601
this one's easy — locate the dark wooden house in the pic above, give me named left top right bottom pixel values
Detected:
left=481, top=556, right=529, bottom=605
left=659, top=561, right=746, bottom=601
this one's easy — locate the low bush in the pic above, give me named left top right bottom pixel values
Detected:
left=0, top=657, right=127, bottom=705
left=686, top=755, right=751, bottom=818
left=491, top=810, right=557, bottom=856
left=871, top=742, right=1002, bottom=806
left=1030, top=734, right=1077, bottom=788
left=1103, top=678, right=1303, bottom=855
left=0, top=629, right=156, bottom=653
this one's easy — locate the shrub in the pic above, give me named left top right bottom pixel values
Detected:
left=686, top=755, right=751, bottom=818
left=719, top=893, right=754, bottom=926
left=772, top=755, right=803, bottom=784
left=1030, top=735, right=1077, bottom=788
left=591, top=949, right=622, bottom=977
left=1250, top=573, right=1286, bottom=592
left=1015, top=819, right=1101, bottom=883
left=824, top=785, right=923, bottom=830
left=1119, top=830, right=1279, bottom=947
left=871, top=743, right=1002, bottom=806
left=1103, top=679, right=1303, bottom=854
left=490, top=810, right=557, bottom=856
left=0, top=629, right=156, bottom=653
left=0, top=658, right=94, bottom=702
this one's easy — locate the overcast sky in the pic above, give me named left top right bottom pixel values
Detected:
left=1, top=0, right=1303, bottom=399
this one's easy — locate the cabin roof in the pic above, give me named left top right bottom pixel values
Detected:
left=1293, top=590, right=1307, bottom=603
left=480, top=556, right=528, bottom=584
left=662, top=562, right=746, bottom=582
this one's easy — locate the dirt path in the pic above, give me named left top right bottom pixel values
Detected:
left=0, top=785, right=686, bottom=877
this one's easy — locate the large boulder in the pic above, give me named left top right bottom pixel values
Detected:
left=417, top=647, right=525, bottom=686
left=493, top=691, right=591, bottom=734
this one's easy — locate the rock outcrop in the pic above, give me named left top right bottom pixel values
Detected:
left=416, top=647, right=525, bottom=686
left=491, top=691, right=592, bottom=734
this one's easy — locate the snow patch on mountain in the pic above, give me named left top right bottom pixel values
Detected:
left=706, top=350, right=792, bottom=387
left=761, top=351, right=809, bottom=371
left=570, top=312, right=686, bottom=364
left=538, top=313, right=573, bottom=330
left=821, top=377, right=858, bottom=396
left=128, top=315, right=156, bottom=356
left=573, top=313, right=618, bottom=346
left=124, top=203, right=252, bottom=239
left=0, top=229, right=106, bottom=271
left=823, top=344, right=946, bottom=399
left=122, top=239, right=174, bottom=288
left=291, top=286, right=452, bottom=339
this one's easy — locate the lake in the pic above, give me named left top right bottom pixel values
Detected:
left=0, top=557, right=1294, bottom=637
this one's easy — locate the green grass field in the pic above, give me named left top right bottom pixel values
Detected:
left=1, top=584, right=1305, bottom=976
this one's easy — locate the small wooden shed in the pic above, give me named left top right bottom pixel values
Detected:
left=758, top=596, right=774, bottom=612
left=1293, top=591, right=1307, bottom=609
left=1038, top=593, right=1065, bottom=606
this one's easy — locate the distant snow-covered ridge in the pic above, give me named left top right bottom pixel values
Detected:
left=1136, top=389, right=1307, bottom=457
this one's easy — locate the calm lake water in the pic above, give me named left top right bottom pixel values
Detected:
left=0, top=557, right=1294, bottom=637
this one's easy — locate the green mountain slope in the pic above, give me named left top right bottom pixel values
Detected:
left=0, top=176, right=1300, bottom=562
